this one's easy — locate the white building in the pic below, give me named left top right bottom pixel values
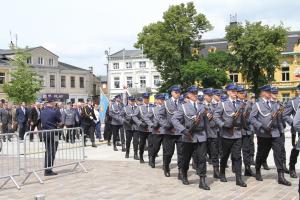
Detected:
left=107, top=49, right=161, bottom=98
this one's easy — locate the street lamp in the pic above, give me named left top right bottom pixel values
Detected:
left=105, top=48, right=110, bottom=98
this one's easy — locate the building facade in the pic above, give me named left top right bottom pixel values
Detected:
left=107, top=49, right=161, bottom=98
left=0, top=46, right=100, bottom=103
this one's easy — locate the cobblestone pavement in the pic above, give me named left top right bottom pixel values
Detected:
left=1, top=142, right=300, bottom=200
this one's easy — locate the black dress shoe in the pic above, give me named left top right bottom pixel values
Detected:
left=140, top=158, right=145, bottom=164
left=236, top=175, right=247, bottom=187
left=182, top=172, right=189, bottom=185
left=199, top=177, right=210, bottom=190
left=134, top=153, right=139, bottom=160
left=290, top=168, right=298, bottom=178
left=178, top=170, right=182, bottom=180
left=44, top=171, right=58, bottom=176
left=255, top=169, right=263, bottom=181
left=262, top=162, right=270, bottom=170
left=244, top=165, right=255, bottom=177
left=283, top=164, right=289, bottom=174
left=213, top=166, right=220, bottom=179
left=220, top=174, right=227, bottom=182
left=164, top=170, right=170, bottom=177
left=91, top=143, right=97, bottom=148
left=278, top=172, right=291, bottom=186
left=107, top=141, right=111, bottom=146
left=113, top=146, right=118, bottom=151
left=125, top=153, right=129, bottom=158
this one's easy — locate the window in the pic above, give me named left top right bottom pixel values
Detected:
left=0, top=73, right=5, bottom=84
left=140, top=76, right=146, bottom=88
left=282, top=93, right=290, bottom=102
left=229, top=70, right=239, bottom=83
left=126, top=77, right=133, bottom=88
left=50, top=75, right=55, bottom=87
left=38, top=57, right=44, bottom=65
left=282, top=67, right=290, bottom=81
left=153, top=75, right=160, bottom=87
left=39, top=75, right=45, bottom=87
left=49, top=58, right=54, bottom=66
left=114, top=77, right=120, bottom=88
left=80, top=77, right=84, bottom=88
left=27, top=57, right=32, bottom=64
left=61, top=76, right=66, bottom=87
left=70, top=76, right=75, bottom=88
left=139, top=61, right=146, bottom=68
left=126, top=62, right=132, bottom=69
left=113, top=63, right=119, bottom=69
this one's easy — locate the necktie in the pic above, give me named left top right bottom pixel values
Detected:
left=132, top=106, right=134, bottom=111
left=232, top=101, right=236, bottom=109
left=267, top=101, right=271, bottom=109
left=174, top=100, right=178, bottom=108
left=193, top=102, right=197, bottom=111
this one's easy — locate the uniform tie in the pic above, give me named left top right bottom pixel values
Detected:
left=266, top=100, right=271, bottom=109
left=232, top=100, right=236, bottom=109
left=174, top=100, right=178, bottom=108
left=193, top=102, right=197, bottom=111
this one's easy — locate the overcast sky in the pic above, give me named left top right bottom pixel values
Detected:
left=1, top=0, right=299, bottom=75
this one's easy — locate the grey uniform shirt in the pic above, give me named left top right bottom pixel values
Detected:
left=109, top=102, right=124, bottom=126
left=249, top=98, right=283, bottom=138
left=172, top=100, right=207, bottom=143
left=159, top=98, right=181, bottom=135
left=203, top=101, right=218, bottom=138
left=122, top=105, right=140, bottom=131
left=213, top=98, right=243, bottom=139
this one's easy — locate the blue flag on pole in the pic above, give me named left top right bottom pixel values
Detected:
left=99, top=88, right=109, bottom=123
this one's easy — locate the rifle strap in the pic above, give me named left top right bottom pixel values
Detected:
left=164, top=100, right=175, bottom=115
left=124, top=107, right=134, bottom=117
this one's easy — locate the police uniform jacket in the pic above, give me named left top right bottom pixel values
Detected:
left=109, top=102, right=124, bottom=126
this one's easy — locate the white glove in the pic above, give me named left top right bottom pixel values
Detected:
left=89, top=116, right=94, bottom=120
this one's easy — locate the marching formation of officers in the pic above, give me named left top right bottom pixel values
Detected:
left=106, top=83, right=300, bottom=190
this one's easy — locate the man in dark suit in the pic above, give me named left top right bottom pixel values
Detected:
left=29, top=102, right=42, bottom=141
left=16, top=102, right=29, bottom=140
left=81, top=98, right=97, bottom=147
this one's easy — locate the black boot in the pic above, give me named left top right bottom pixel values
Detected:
left=255, top=169, right=263, bottom=181
left=283, top=163, right=289, bottom=174
left=122, top=144, right=126, bottom=152
left=125, top=151, right=129, bottom=158
left=164, top=165, right=170, bottom=177
left=134, top=152, right=139, bottom=160
left=181, top=171, right=189, bottom=185
left=199, top=176, right=210, bottom=190
left=150, top=157, right=155, bottom=168
left=140, top=154, right=145, bottom=164
left=278, top=172, right=291, bottom=186
left=244, top=165, right=255, bottom=177
left=107, top=141, right=111, bottom=146
left=236, top=174, right=247, bottom=187
left=178, top=169, right=182, bottom=180
left=289, top=166, right=298, bottom=178
left=213, top=166, right=220, bottom=179
left=262, top=161, right=270, bottom=170
left=220, top=166, right=227, bottom=182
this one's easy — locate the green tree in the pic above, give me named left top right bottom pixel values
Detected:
left=4, top=47, right=42, bottom=104
left=225, top=21, right=288, bottom=95
left=181, top=56, right=229, bottom=89
left=135, top=2, right=212, bottom=91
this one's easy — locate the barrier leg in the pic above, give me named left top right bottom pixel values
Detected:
left=0, top=176, right=20, bottom=190
left=71, top=162, right=87, bottom=173
left=33, top=171, right=44, bottom=184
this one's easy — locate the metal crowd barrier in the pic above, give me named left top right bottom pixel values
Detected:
left=22, top=127, right=87, bottom=185
left=0, top=133, right=21, bottom=190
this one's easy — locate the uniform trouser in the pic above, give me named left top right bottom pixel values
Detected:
left=151, top=134, right=163, bottom=158
left=279, top=133, right=287, bottom=164
left=104, top=123, right=112, bottom=141
left=250, top=134, right=255, bottom=158
left=65, top=125, right=75, bottom=142
left=147, top=134, right=154, bottom=158
left=182, top=141, right=207, bottom=177
left=119, top=127, right=125, bottom=144
left=82, top=123, right=95, bottom=143
left=220, top=138, right=242, bottom=175
left=242, top=134, right=252, bottom=166
left=218, top=132, right=223, bottom=158
left=44, top=133, right=59, bottom=171
left=139, top=132, right=150, bottom=156
left=207, top=138, right=219, bottom=167
left=125, top=130, right=139, bottom=153
left=255, top=136, right=283, bottom=172
left=162, top=134, right=182, bottom=170
left=111, top=125, right=122, bottom=145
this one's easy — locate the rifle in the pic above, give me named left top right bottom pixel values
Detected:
left=266, top=103, right=285, bottom=131
left=186, top=108, right=205, bottom=140
left=226, top=103, right=246, bottom=135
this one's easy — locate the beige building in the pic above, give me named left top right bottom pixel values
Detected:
left=0, top=46, right=100, bottom=103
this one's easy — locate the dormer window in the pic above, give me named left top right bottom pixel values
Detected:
left=38, top=57, right=44, bottom=65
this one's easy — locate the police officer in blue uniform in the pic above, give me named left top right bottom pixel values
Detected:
left=41, top=97, right=62, bottom=176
